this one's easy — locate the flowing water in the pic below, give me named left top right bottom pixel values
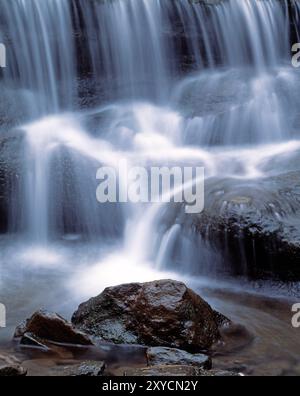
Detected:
left=1, top=0, right=300, bottom=375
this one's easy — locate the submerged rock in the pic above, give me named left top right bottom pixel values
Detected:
left=0, top=364, right=27, bottom=377
left=72, top=279, right=228, bottom=352
left=0, top=353, right=27, bottom=377
left=19, top=332, right=50, bottom=351
left=146, top=347, right=212, bottom=369
left=124, top=365, right=241, bottom=377
left=14, top=310, right=93, bottom=346
left=54, top=361, right=106, bottom=377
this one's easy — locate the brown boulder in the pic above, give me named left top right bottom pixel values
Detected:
left=14, top=310, right=93, bottom=346
left=72, top=279, right=227, bottom=352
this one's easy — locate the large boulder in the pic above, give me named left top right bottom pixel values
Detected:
left=14, top=310, right=93, bottom=346
left=72, top=279, right=228, bottom=352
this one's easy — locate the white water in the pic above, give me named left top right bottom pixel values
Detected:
left=1, top=0, right=76, bottom=114
left=1, top=0, right=300, bottom=304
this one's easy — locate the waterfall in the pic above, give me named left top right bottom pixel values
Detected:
left=73, top=0, right=171, bottom=100
left=71, top=0, right=290, bottom=100
left=0, top=0, right=300, bottom=279
left=0, top=0, right=76, bottom=115
left=1, top=0, right=293, bottom=112
left=292, top=0, right=300, bottom=40
left=168, top=0, right=290, bottom=69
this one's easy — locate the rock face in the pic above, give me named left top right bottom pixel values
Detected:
left=14, top=310, right=93, bottom=346
left=0, top=133, right=24, bottom=233
left=146, top=347, right=212, bottom=369
left=187, top=172, right=300, bottom=281
left=72, top=279, right=226, bottom=352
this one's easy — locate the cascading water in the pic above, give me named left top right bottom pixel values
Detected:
left=0, top=0, right=299, bottom=268
left=73, top=0, right=171, bottom=100
left=1, top=1, right=300, bottom=372
left=0, top=0, right=76, bottom=115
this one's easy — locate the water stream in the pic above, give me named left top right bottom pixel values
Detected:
left=1, top=0, right=300, bottom=375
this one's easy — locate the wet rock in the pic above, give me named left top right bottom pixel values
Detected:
left=55, top=360, right=106, bottom=377
left=0, top=364, right=27, bottom=376
left=20, top=332, right=50, bottom=350
left=14, top=310, right=93, bottom=346
left=146, top=347, right=212, bottom=369
left=191, top=0, right=224, bottom=5
left=0, top=353, right=27, bottom=376
left=0, top=132, right=24, bottom=233
left=72, top=279, right=227, bottom=352
left=189, top=172, right=300, bottom=281
left=124, top=365, right=241, bottom=377
left=0, top=86, right=33, bottom=133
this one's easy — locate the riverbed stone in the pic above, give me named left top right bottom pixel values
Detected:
left=14, top=309, right=93, bottom=346
left=72, top=279, right=228, bottom=352
left=54, top=360, right=106, bottom=377
left=146, top=347, right=212, bottom=369
left=0, top=353, right=27, bottom=376
left=124, top=365, right=241, bottom=376
left=0, top=364, right=27, bottom=376
left=19, top=332, right=50, bottom=350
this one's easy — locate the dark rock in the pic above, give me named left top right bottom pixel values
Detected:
left=0, top=132, right=24, bottom=233
left=0, top=353, right=27, bottom=376
left=190, top=0, right=225, bottom=6
left=72, top=279, right=227, bottom=352
left=213, top=310, right=232, bottom=328
left=20, top=332, right=50, bottom=350
left=189, top=172, right=300, bottom=281
left=0, top=364, right=27, bottom=377
left=146, top=347, right=212, bottom=369
left=14, top=320, right=27, bottom=338
left=124, top=365, right=241, bottom=377
left=14, top=310, right=93, bottom=346
left=55, top=360, right=106, bottom=377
